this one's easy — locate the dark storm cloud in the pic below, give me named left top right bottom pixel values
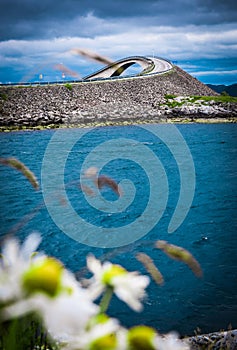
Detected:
left=1, top=0, right=236, bottom=85
left=0, top=0, right=236, bottom=41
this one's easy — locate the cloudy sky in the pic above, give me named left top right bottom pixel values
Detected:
left=0, top=0, right=236, bottom=85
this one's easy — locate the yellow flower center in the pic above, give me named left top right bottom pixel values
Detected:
left=90, top=334, right=117, bottom=350
left=22, top=257, right=63, bottom=297
left=102, top=265, right=126, bottom=286
left=128, top=326, right=156, bottom=350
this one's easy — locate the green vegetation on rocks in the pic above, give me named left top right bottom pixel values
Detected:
left=164, top=94, right=237, bottom=108
left=64, top=83, right=73, bottom=91
left=0, top=92, right=8, bottom=101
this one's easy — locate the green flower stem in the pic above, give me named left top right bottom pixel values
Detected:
left=99, top=287, right=114, bottom=313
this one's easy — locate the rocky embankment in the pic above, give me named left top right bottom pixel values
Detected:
left=186, top=329, right=237, bottom=350
left=0, top=66, right=236, bottom=130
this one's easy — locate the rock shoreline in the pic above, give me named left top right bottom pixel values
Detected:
left=0, top=66, right=236, bottom=131
left=186, top=329, right=237, bottom=350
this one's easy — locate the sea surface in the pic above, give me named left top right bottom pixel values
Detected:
left=0, top=123, right=236, bottom=335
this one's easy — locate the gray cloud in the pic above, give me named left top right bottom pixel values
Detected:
left=0, top=0, right=236, bottom=41
left=0, top=0, right=236, bottom=84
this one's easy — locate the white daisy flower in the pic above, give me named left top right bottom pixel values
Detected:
left=127, top=325, right=157, bottom=350
left=0, top=232, right=42, bottom=302
left=64, top=314, right=127, bottom=350
left=68, top=318, right=119, bottom=349
left=154, top=332, right=190, bottom=350
left=40, top=271, right=98, bottom=339
left=4, top=261, right=98, bottom=340
left=87, top=255, right=150, bottom=312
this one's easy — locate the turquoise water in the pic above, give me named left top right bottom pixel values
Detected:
left=0, top=123, right=236, bottom=335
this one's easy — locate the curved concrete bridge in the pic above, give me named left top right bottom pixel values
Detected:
left=84, top=56, right=173, bottom=80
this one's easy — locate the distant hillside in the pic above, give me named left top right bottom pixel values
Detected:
left=207, top=83, right=237, bottom=97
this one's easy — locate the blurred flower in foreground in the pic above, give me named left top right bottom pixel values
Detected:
left=9, top=269, right=98, bottom=339
left=0, top=234, right=191, bottom=350
left=87, top=255, right=150, bottom=312
left=1, top=234, right=98, bottom=339
left=127, top=326, right=190, bottom=350
left=0, top=232, right=42, bottom=302
left=65, top=314, right=124, bottom=350
left=127, top=325, right=157, bottom=350
left=154, top=332, right=190, bottom=350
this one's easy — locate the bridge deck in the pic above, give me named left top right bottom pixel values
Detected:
left=84, top=56, right=173, bottom=80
